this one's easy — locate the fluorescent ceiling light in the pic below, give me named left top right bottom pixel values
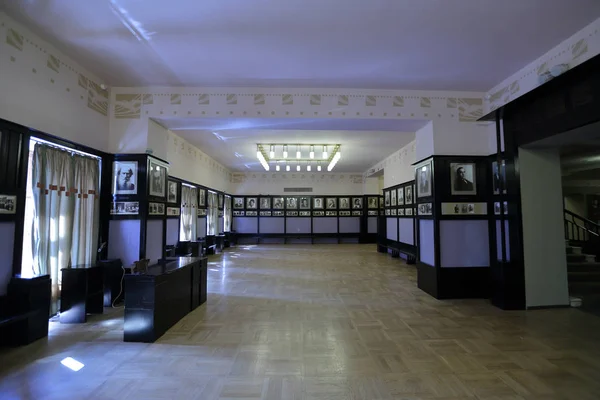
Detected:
left=327, top=151, right=341, bottom=172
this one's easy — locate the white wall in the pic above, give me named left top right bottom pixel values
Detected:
left=147, top=119, right=168, bottom=161
left=229, top=172, right=364, bottom=195
left=367, top=140, right=416, bottom=188
left=363, top=177, right=380, bottom=195
left=167, top=131, right=231, bottom=192
left=520, top=148, right=570, bottom=308
left=564, top=194, right=586, bottom=218
left=0, top=12, right=109, bottom=151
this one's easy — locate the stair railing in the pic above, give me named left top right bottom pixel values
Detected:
left=564, top=209, right=600, bottom=242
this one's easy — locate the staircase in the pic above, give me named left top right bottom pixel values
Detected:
left=565, top=210, right=600, bottom=311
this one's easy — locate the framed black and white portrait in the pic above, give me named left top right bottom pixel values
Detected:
left=451, top=163, right=477, bottom=195
left=260, top=197, right=271, bottom=209
left=417, top=162, right=432, bottom=198
left=112, top=161, right=138, bottom=195
left=405, top=186, right=413, bottom=205
left=352, top=197, right=363, bottom=209
left=148, top=159, right=166, bottom=197
left=493, top=160, right=507, bottom=195
left=198, top=188, right=206, bottom=206
left=273, top=197, right=284, bottom=209
left=286, top=197, right=298, bottom=209
left=313, top=197, right=324, bottom=209
left=167, top=180, right=178, bottom=203
left=391, top=189, right=397, bottom=206
left=246, top=197, right=257, bottom=209
left=299, top=197, right=310, bottom=209
left=367, top=197, right=378, bottom=209
left=326, top=198, right=337, bottom=209
left=233, top=197, right=244, bottom=209
left=339, top=197, right=350, bottom=209
left=384, top=191, right=390, bottom=207
left=0, top=195, right=17, bottom=214
left=398, top=188, right=404, bottom=205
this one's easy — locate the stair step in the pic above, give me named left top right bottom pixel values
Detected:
left=567, top=246, right=583, bottom=255
left=567, top=253, right=596, bottom=262
left=567, top=261, right=600, bottom=271
left=568, top=271, right=600, bottom=282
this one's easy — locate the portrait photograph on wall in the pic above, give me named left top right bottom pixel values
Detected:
left=368, top=197, right=378, bottom=209
left=112, top=161, right=137, bottom=195
left=0, top=195, right=17, bottom=214
left=273, top=197, right=284, bottom=209
left=397, top=188, right=404, bottom=205
left=286, top=197, right=298, bottom=209
left=148, top=160, right=166, bottom=197
left=391, top=190, right=397, bottom=206
left=299, top=197, right=310, bottom=209
left=492, top=160, right=507, bottom=194
left=233, top=197, right=244, bottom=209
left=167, top=180, right=178, bottom=203
left=326, top=198, right=337, bottom=209
left=313, top=197, right=324, bottom=209
left=384, top=191, right=390, bottom=206
left=353, top=197, right=363, bottom=209
left=339, top=197, right=350, bottom=209
left=405, top=186, right=413, bottom=205
left=417, top=162, right=432, bottom=198
left=198, top=188, right=206, bottom=206
left=260, top=197, right=271, bottom=209
left=246, top=197, right=257, bottom=209
left=451, top=163, right=477, bottom=195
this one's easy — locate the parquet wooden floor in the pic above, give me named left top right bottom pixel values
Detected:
left=1, top=244, right=600, bottom=399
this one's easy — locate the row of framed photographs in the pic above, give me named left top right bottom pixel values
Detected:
left=110, top=201, right=181, bottom=217
left=384, top=208, right=414, bottom=216
left=112, top=159, right=168, bottom=198
left=384, top=184, right=415, bottom=207
left=233, top=196, right=382, bottom=210
left=167, top=180, right=223, bottom=208
left=233, top=210, right=367, bottom=217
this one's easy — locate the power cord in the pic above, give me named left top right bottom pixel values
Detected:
left=111, top=264, right=126, bottom=308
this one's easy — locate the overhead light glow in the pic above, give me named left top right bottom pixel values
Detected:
left=275, top=161, right=280, bottom=172
left=269, top=145, right=275, bottom=159
left=323, top=145, right=328, bottom=159
left=256, top=146, right=269, bottom=171
left=307, top=164, right=311, bottom=172
left=286, top=164, right=290, bottom=172
left=61, top=357, right=84, bottom=372
left=309, top=145, right=315, bottom=159
left=283, top=145, right=288, bottom=158
left=327, top=150, right=341, bottom=172
left=296, top=164, right=301, bottom=172
left=317, top=162, right=322, bottom=172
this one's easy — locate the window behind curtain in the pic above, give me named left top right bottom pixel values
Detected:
left=224, top=195, right=231, bottom=232
left=207, top=191, right=218, bottom=235
left=179, top=185, right=198, bottom=241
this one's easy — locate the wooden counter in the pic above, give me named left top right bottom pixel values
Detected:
left=123, top=257, right=207, bottom=342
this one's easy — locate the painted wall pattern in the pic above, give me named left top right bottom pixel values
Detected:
left=1, top=12, right=109, bottom=117
left=229, top=172, right=365, bottom=195
left=486, top=17, right=600, bottom=113
left=366, top=141, right=416, bottom=188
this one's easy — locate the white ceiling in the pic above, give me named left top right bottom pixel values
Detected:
left=156, top=118, right=419, bottom=172
left=3, top=0, right=600, bottom=90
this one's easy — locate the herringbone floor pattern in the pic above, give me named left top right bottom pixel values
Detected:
left=1, top=244, right=600, bottom=399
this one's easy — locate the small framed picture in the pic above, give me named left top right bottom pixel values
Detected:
left=339, top=198, right=350, bottom=209
left=246, top=197, right=257, bottom=209
left=398, top=188, right=404, bottom=205
left=286, top=197, right=298, bottom=209
left=198, top=188, right=206, bottom=206
left=418, top=203, right=433, bottom=216
left=313, top=197, right=324, bottom=209
left=260, top=197, right=271, bottom=209
left=148, top=159, right=167, bottom=198
left=451, top=163, right=477, bottom=195
left=233, top=197, right=244, bottom=209
left=326, top=210, right=337, bottom=216
left=0, top=194, right=17, bottom=214
left=352, top=198, right=363, bottom=209
left=299, top=197, right=310, bottom=209
left=417, top=162, right=432, bottom=198
left=493, top=160, right=507, bottom=195
left=384, top=191, right=390, bottom=207
left=391, top=190, right=397, bottom=206
left=110, top=201, right=139, bottom=215
left=273, top=197, right=285, bottom=209
left=367, top=197, right=378, bottom=209
left=326, top=198, right=337, bottom=209
left=167, top=180, right=178, bottom=203
left=149, top=202, right=165, bottom=216
left=405, top=186, right=413, bottom=205
left=398, top=208, right=405, bottom=216
left=112, top=161, right=138, bottom=195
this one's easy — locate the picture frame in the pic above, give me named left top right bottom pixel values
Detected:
left=405, top=186, right=413, bottom=205
left=397, top=187, right=404, bottom=205
left=418, top=203, right=433, bottom=216
left=148, top=159, right=167, bottom=198
left=326, top=210, right=337, bottom=216
left=416, top=162, right=432, bottom=198
left=167, top=180, right=178, bottom=203
left=313, top=210, right=324, bottom=216
left=352, top=197, right=363, bottom=209
left=260, top=197, right=271, bottom=209
left=233, top=197, right=244, bottom=209
left=313, top=197, right=324, bottom=209
left=110, top=201, right=139, bottom=215
left=198, top=188, right=206, bottom=206
left=246, top=197, right=257, bottom=209
left=339, top=197, right=350, bottom=209
left=384, top=191, right=390, bottom=207
left=326, top=198, right=337, bottom=209
left=299, top=211, right=311, bottom=217
left=299, top=197, right=311, bottom=209
left=273, top=197, right=285, bottom=209
left=167, top=207, right=180, bottom=216
left=450, top=162, right=477, bottom=195
left=391, top=190, right=397, bottom=206
left=398, top=208, right=405, bottom=216
left=352, top=210, right=362, bottom=216
left=273, top=210, right=284, bottom=216
left=260, top=211, right=272, bottom=217
left=405, top=208, right=413, bottom=216
left=286, top=197, right=298, bottom=209
left=0, top=195, right=17, bottom=214
left=148, top=202, right=165, bottom=216
left=493, top=160, right=507, bottom=195
left=339, top=210, right=351, bottom=216
left=112, top=161, right=138, bottom=195
left=367, top=197, right=378, bottom=209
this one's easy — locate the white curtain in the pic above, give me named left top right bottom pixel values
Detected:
left=31, top=143, right=100, bottom=314
left=224, top=195, right=231, bottom=232
left=180, top=186, right=198, bottom=241
left=207, top=192, right=218, bottom=235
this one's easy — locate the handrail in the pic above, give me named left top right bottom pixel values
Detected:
left=565, top=209, right=600, bottom=242
left=564, top=209, right=600, bottom=229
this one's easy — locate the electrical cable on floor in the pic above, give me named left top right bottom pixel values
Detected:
left=111, top=264, right=126, bottom=308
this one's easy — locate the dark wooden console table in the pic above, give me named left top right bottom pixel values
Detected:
left=123, top=257, right=208, bottom=342
left=60, top=265, right=104, bottom=323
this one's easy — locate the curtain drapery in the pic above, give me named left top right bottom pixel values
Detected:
left=180, top=186, right=198, bottom=241
left=207, top=192, right=218, bottom=235
left=31, top=143, right=100, bottom=314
